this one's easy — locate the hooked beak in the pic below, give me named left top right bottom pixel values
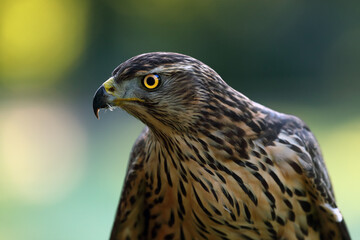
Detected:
left=92, top=77, right=144, bottom=119
left=93, top=85, right=108, bottom=119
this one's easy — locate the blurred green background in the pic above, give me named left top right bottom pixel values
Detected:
left=0, top=0, right=359, bottom=239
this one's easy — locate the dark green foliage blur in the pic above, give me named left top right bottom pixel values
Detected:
left=75, top=0, right=359, bottom=107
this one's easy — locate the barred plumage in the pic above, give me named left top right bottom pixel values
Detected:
left=93, top=52, right=350, bottom=240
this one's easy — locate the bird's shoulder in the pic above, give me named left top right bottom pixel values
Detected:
left=256, top=106, right=333, bottom=195
left=268, top=110, right=331, bottom=187
left=255, top=107, right=350, bottom=239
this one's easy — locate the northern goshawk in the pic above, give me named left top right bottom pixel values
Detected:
left=93, top=52, right=350, bottom=240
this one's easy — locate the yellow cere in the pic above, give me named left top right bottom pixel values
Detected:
left=103, top=77, right=116, bottom=94
left=143, top=74, right=160, bottom=89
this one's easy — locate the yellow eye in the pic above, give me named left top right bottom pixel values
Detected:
left=143, top=74, right=160, bottom=89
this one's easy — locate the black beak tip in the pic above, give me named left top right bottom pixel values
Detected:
left=93, top=86, right=107, bottom=119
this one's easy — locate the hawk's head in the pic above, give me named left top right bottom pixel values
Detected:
left=93, top=52, right=239, bottom=133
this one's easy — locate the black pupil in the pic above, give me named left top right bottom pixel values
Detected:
left=147, top=77, right=155, bottom=86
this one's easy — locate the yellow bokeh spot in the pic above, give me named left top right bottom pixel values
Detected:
left=0, top=0, right=88, bottom=89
